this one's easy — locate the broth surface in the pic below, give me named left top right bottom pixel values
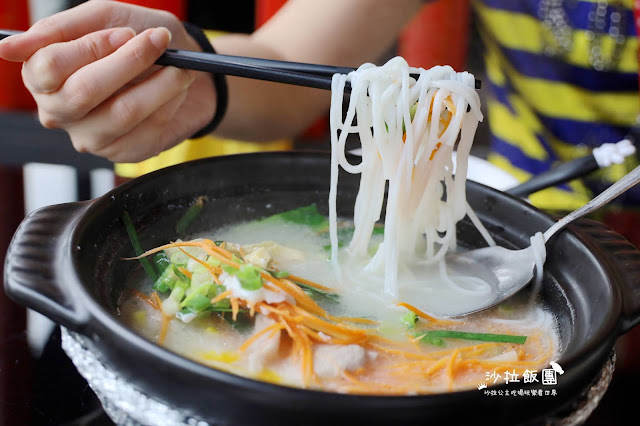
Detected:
left=119, top=213, right=559, bottom=395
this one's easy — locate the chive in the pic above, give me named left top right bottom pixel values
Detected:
left=416, top=330, right=527, bottom=345
left=293, top=281, right=339, bottom=302
left=176, top=196, right=206, bottom=235
left=401, top=312, right=419, bottom=329
left=122, top=211, right=158, bottom=281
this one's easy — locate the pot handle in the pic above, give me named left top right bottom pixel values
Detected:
left=4, top=201, right=92, bottom=332
left=574, top=219, right=640, bottom=335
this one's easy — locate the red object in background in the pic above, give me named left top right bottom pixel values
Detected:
left=0, top=1, right=35, bottom=110
left=255, top=0, right=287, bottom=28
left=117, top=0, right=187, bottom=20
left=398, top=0, right=470, bottom=71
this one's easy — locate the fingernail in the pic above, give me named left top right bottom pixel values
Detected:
left=0, top=33, right=21, bottom=45
left=149, top=27, right=171, bottom=49
left=109, top=28, right=136, bottom=47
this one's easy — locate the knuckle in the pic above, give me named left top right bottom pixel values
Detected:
left=38, top=111, right=60, bottom=129
left=63, top=76, right=98, bottom=119
left=82, top=36, right=108, bottom=62
left=69, top=135, right=91, bottom=154
left=125, top=43, right=151, bottom=68
left=25, top=51, right=62, bottom=93
left=111, top=97, right=140, bottom=127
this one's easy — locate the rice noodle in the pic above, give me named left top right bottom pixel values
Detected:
left=329, top=57, right=491, bottom=299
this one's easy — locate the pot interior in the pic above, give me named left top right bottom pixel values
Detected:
left=72, top=152, right=616, bottom=378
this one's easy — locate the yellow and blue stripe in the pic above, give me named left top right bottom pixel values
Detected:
left=474, top=0, right=640, bottom=210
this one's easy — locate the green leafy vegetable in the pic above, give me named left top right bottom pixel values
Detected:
left=416, top=330, right=527, bottom=345
left=262, top=205, right=329, bottom=230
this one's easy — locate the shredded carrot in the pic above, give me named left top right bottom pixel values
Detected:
left=131, top=289, right=160, bottom=310
left=447, top=349, right=459, bottom=390
left=177, top=267, right=192, bottom=279
left=151, top=292, right=163, bottom=310
left=230, top=298, right=239, bottom=321
left=239, top=322, right=284, bottom=351
left=397, top=302, right=458, bottom=325
left=158, top=313, right=170, bottom=345
left=286, top=274, right=335, bottom=292
left=210, top=290, right=232, bottom=304
left=429, top=142, right=442, bottom=161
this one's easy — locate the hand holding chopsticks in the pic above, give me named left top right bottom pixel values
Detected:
left=0, top=29, right=480, bottom=92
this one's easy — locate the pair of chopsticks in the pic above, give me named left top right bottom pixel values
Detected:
left=0, top=29, right=481, bottom=92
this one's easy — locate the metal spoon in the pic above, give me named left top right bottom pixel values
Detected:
left=443, top=163, right=640, bottom=318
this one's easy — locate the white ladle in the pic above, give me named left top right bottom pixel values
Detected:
left=444, top=163, right=640, bottom=318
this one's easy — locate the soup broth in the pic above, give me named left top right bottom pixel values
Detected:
left=119, top=209, right=559, bottom=395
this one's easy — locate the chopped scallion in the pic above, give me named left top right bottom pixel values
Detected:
left=401, top=311, right=419, bottom=329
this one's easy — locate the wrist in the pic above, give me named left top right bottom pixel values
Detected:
left=182, top=22, right=228, bottom=139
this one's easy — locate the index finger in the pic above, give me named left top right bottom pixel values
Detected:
left=0, top=1, right=126, bottom=62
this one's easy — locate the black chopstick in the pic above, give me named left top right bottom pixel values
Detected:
left=158, top=49, right=337, bottom=90
left=0, top=29, right=481, bottom=91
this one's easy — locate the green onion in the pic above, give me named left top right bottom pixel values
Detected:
left=401, top=312, right=419, bottom=329
left=180, top=282, right=211, bottom=308
left=176, top=196, right=206, bottom=235
left=214, top=240, right=225, bottom=247
left=170, top=251, right=189, bottom=267
left=168, top=285, right=186, bottom=303
left=185, top=294, right=212, bottom=312
left=172, top=265, right=191, bottom=285
left=122, top=211, right=158, bottom=281
left=152, top=251, right=170, bottom=274
left=153, top=265, right=179, bottom=293
left=416, top=330, right=527, bottom=345
left=270, top=270, right=290, bottom=279
left=236, top=265, right=263, bottom=291
left=418, top=334, right=446, bottom=347
left=221, top=264, right=239, bottom=275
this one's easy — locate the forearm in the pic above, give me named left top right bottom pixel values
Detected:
left=211, top=0, right=425, bottom=141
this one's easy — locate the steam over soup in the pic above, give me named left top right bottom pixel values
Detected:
left=119, top=58, right=558, bottom=395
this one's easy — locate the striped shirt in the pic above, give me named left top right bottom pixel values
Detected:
left=473, top=0, right=640, bottom=210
